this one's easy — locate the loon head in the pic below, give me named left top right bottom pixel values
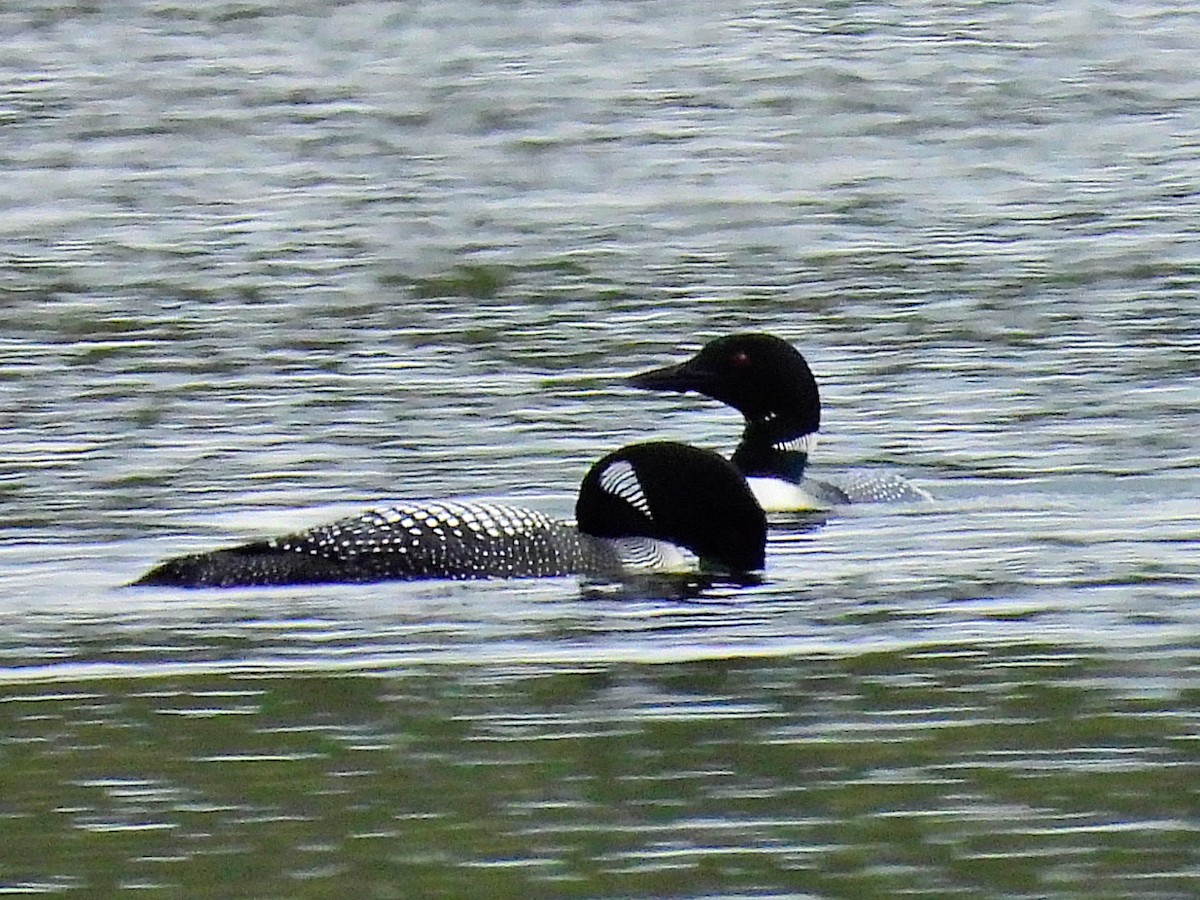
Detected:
left=628, top=334, right=821, bottom=484
left=575, top=441, right=766, bottom=575
left=628, top=333, right=820, bottom=438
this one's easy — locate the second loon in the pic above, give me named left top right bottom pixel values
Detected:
left=133, top=441, right=766, bottom=588
left=628, top=333, right=931, bottom=512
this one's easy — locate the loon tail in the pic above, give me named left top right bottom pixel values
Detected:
left=133, top=540, right=364, bottom=588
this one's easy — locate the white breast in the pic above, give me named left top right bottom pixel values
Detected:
left=746, top=477, right=833, bottom=513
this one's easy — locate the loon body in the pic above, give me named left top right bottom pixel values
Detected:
left=133, top=441, right=766, bottom=588
left=629, top=334, right=930, bottom=512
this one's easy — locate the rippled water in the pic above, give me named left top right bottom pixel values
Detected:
left=2, top=0, right=1199, bottom=896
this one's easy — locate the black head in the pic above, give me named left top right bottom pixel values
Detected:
left=628, top=333, right=820, bottom=432
left=576, top=441, right=767, bottom=574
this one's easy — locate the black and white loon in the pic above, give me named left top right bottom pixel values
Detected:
left=629, top=334, right=931, bottom=512
left=133, top=441, right=766, bottom=588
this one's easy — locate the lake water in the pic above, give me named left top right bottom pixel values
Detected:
left=2, top=0, right=1198, bottom=896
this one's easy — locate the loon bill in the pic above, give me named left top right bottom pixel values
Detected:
left=628, top=332, right=932, bottom=511
left=132, top=441, right=766, bottom=588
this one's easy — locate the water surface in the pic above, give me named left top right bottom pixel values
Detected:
left=2, top=0, right=1198, bottom=895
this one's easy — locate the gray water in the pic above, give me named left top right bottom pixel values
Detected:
left=2, top=1, right=1199, bottom=896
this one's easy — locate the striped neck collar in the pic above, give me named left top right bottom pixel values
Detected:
left=731, top=430, right=817, bottom=484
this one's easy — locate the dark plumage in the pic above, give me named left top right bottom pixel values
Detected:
left=133, top=441, right=765, bottom=588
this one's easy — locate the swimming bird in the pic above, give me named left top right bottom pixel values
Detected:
left=628, top=333, right=930, bottom=512
left=132, top=441, right=766, bottom=587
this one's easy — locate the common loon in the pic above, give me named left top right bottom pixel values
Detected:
left=133, top=441, right=766, bottom=588
left=628, top=333, right=931, bottom=512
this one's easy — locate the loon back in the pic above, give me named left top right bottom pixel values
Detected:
left=133, top=502, right=596, bottom=588
left=133, top=441, right=766, bottom=588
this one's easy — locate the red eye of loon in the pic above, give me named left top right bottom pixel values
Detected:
left=731, top=350, right=750, bottom=367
